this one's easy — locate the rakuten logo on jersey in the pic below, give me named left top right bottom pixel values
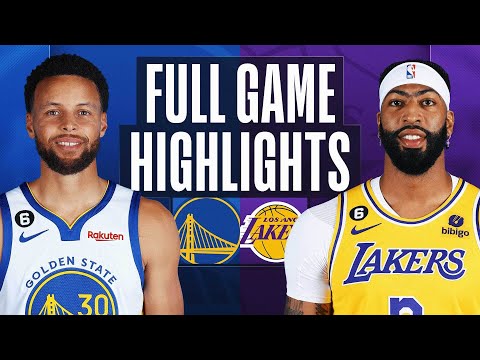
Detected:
left=88, top=231, right=124, bottom=241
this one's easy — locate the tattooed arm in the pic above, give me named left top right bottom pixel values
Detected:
left=283, top=199, right=338, bottom=315
left=284, top=296, right=333, bottom=315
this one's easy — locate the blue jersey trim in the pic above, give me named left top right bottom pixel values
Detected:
left=329, top=192, right=345, bottom=282
left=476, top=193, right=480, bottom=248
left=20, top=181, right=116, bottom=240
left=129, top=191, right=144, bottom=288
left=363, top=178, right=466, bottom=224
left=0, top=193, right=12, bottom=291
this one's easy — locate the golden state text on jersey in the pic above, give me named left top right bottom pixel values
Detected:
left=328, top=178, right=480, bottom=315
left=0, top=182, right=144, bottom=315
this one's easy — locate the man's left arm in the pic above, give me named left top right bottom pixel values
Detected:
left=138, top=197, right=184, bottom=315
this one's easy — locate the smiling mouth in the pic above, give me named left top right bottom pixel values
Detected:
left=398, top=134, right=425, bottom=149
left=56, top=141, right=81, bottom=147
left=401, top=134, right=422, bottom=141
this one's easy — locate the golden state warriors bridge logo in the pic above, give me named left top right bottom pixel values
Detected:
left=26, top=268, right=117, bottom=315
left=174, top=198, right=240, bottom=264
left=240, top=201, right=300, bottom=263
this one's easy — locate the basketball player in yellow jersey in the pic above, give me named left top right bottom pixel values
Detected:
left=284, top=59, right=480, bottom=315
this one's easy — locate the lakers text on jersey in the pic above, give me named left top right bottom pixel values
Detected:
left=328, top=178, right=480, bottom=315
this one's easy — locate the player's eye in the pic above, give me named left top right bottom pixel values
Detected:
left=389, top=99, right=403, bottom=107
left=421, top=99, right=435, bottom=106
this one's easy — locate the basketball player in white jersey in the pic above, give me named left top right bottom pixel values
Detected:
left=0, top=54, right=184, bottom=315
left=284, top=59, right=480, bottom=315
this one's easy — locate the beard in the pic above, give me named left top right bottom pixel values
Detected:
left=35, top=137, right=100, bottom=176
left=378, top=121, right=448, bottom=176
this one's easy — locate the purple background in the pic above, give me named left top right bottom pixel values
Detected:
left=238, top=45, right=479, bottom=315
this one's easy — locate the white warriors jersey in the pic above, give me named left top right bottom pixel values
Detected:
left=0, top=181, right=144, bottom=315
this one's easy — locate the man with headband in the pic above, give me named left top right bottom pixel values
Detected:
left=283, top=59, right=480, bottom=315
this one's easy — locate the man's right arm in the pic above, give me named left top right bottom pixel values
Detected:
left=283, top=199, right=338, bottom=315
left=284, top=296, right=333, bottom=315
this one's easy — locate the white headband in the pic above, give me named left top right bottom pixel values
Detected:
left=379, top=62, right=450, bottom=111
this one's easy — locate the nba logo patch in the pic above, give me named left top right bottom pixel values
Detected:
left=406, top=64, right=416, bottom=79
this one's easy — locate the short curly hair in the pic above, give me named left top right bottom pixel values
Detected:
left=24, top=53, right=109, bottom=113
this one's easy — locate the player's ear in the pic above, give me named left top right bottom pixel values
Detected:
left=26, top=113, right=35, bottom=139
left=446, top=110, right=454, bottom=137
left=100, top=112, right=107, bottom=138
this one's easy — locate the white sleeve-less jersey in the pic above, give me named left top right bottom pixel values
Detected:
left=284, top=175, right=459, bottom=305
left=284, top=196, right=337, bottom=303
left=0, top=181, right=144, bottom=315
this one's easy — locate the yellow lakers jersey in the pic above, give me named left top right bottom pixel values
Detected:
left=328, top=178, right=480, bottom=315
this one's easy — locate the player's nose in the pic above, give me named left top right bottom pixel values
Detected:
left=59, top=112, right=78, bottom=131
left=400, top=100, right=423, bottom=125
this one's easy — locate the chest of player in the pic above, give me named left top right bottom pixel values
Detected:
left=327, top=180, right=480, bottom=314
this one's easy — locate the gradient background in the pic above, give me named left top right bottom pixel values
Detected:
left=0, top=44, right=476, bottom=315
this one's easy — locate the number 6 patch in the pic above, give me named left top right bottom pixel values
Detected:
left=15, top=210, right=35, bottom=228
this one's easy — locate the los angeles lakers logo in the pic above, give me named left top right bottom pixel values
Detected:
left=174, top=198, right=240, bottom=265
left=240, top=201, right=300, bottom=262
left=26, top=268, right=117, bottom=315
